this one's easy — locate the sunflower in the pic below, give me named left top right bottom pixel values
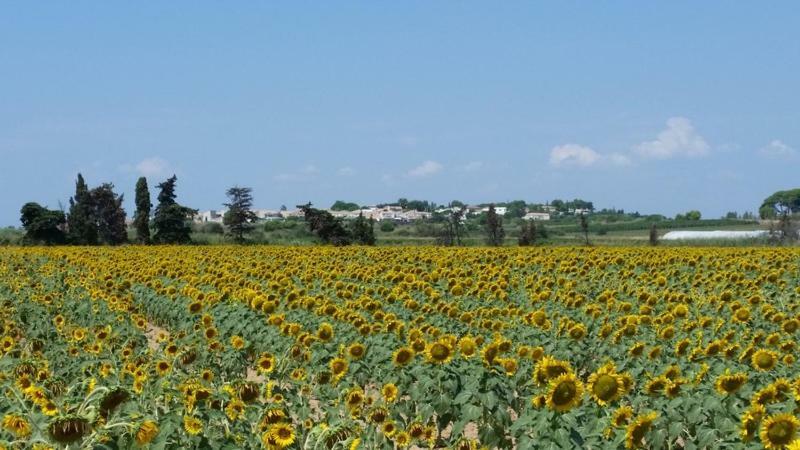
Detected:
left=425, top=340, right=453, bottom=364
left=752, top=348, right=779, bottom=371
left=625, top=412, right=658, bottom=449
left=498, top=357, right=518, bottom=376
left=267, top=422, right=296, bottom=448
left=392, top=347, right=414, bottom=367
left=135, top=420, right=159, bottom=445
left=587, top=363, right=624, bottom=406
left=381, top=420, right=397, bottom=437
left=533, top=356, right=572, bottom=386
left=715, top=371, right=748, bottom=395
left=612, top=405, right=634, bottom=428
left=183, top=415, right=203, bottom=435
left=257, top=353, right=276, bottom=374
left=545, top=373, right=584, bottom=413
left=458, top=336, right=477, bottom=358
left=2, top=414, right=31, bottom=437
left=741, top=405, right=766, bottom=442
left=760, top=413, right=800, bottom=449
left=330, top=357, right=349, bottom=382
left=347, top=343, right=366, bottom=360
left=155, top=360, right=171, bottom=377
left=368, top=406, right=389, bottom=423
left=317, top=323, right=334, bottom=342
left=345, top=387, right=365, bottom=410
left=230, top=335, right=246, bottom=350
left=394, top=431, right=411, bottom=447
left=644, top=376, right=670, bottom=396
left=382, top=383, right=399, bottom=403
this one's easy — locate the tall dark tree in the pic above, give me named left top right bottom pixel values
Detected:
left=518, top=221, right=537, bottom=246
left=579, top=212, right=590, bottom=246
left=91, top=183, right=127, bottom=245
left=223, top=186, right=258, bottom=243
left=436, top=206, right=466, bottom=246
left=350, top=212, right=376, bottom=245
left=20, top=202, right=66, bottom=245
left=134, top=177, right=152, bottom=244
left=152, top=175, right=196, bottom=244
left=297, top=203, right=351, bottom=245
left=484, top=204, right=505, bottom=246
left=649, top=224, right=659, bottom=246
left=67, top=173, right=98, bottom=245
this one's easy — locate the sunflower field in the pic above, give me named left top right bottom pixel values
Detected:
left=1, top=246, right=800, bottom=449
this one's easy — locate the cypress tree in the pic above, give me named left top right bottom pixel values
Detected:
left=91, top=183, right=127, bottom=245
left=134, top=177, right=152, bottom=243
left=485, top=204, right=505, bottom=246
left=67, top=173, right=98, bottom=245
left=350, top=212, right=376, bottom=245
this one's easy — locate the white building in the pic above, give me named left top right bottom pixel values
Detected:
left=523, top=212, right=551, bottom=221
left=481, top=206, right=508, bottom=216
left=196, top=210, right=226, bottom=223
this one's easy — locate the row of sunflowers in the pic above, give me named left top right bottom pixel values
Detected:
left=1, top=246, right=799, bottom=449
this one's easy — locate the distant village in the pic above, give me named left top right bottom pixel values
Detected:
left=194, top=203, right=593, bottom=224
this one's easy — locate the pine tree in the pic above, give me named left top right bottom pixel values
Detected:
left=152, top=175, right=195, bottom=244
left=134, top=177, right=152, bottom=244
left=223, top=186, right=257, bottom=243
left=485, top=204, right=505, bottom=246
left=67, top=173, right=98, bottom=245
left=91, top=183, right=127, bottom=245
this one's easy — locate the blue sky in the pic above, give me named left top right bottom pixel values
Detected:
left=2, top=2, right=799, bottom=226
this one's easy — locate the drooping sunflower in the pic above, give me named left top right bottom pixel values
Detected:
left=740, top=404, right=766, bottom=442
left=135, top=420, right=159, bottom=445
left=533, top=356, right=572, bottom=386
left=545, top=373, right=584, bottom=413
left=715, top=371, right=748, bottom=396
left=2, top=413, right=31, bottom=437
left=611, top=405, right=634, bottom=428
left=624, top=412, right=658, bottom=449
left=760, top=413, right=800, bottom=449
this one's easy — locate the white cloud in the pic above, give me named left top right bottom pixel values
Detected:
left=301, top=164, right=319, bottom=174
left=119, top=157, right=172, bottom=178
left=759, top=139, right=796, bottom=158
left=337, top=167, right=356, bottom=176
left=607, top=153, right=632, bottom=166
left=461, top=161, right=484, bottom=172
left=634, top=117, right=709, bottom=159
left=549, top=144, right=601, bottom=167
left=407, top=160, right=443, bottom=177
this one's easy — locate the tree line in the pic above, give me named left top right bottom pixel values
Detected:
left=18, top=174, right=376, bottom=246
